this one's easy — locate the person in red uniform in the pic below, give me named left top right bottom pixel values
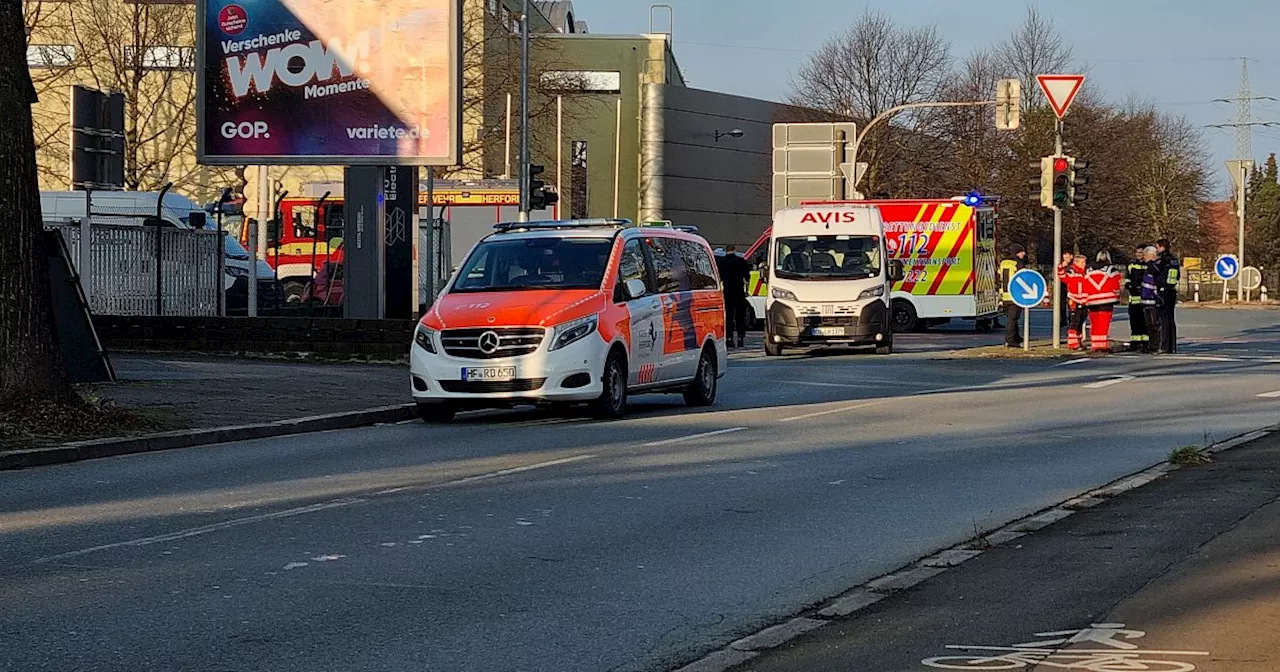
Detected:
left=1057, top=254, right=1088, bottom=350
left=1079, top=251, right=1124, bottom=352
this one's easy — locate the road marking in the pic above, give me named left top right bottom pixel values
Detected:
left=779, top=401, right=883, bottom=423
left=641, top=427, right=748, bottom=447
left=34, top=498, right=365, bottom=564
left=1258, top=390, right=1280, bottom=398
left=34, top=454, right=598, bottom=565
left=1083, top=375, right=1136, bottom=389
left=1159, top=355, right=1237, bottom=362
left=772, top=380, right=892, bottom=389
left=1054, top=358, right=1095, bottom=367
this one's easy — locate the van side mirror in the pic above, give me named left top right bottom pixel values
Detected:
left=188, top=211, right=207, bottom=229
left=890, top=260, right=905, bottom=283
left=624, top=278, right=647, bottom=300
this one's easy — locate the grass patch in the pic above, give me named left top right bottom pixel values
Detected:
left=936, top=340, right=1128, bottom=361
left=0, top=392, right=173, bottom=453
left=1169, top=445, right=1212, bottom=466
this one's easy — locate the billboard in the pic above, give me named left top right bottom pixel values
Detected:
left=196, top=0, right=461, bottom=166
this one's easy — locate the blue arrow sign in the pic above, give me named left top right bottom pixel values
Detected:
left=1009, top=268, right=1048, bottom=308
left=1215, top=254, right=1240, bottom=281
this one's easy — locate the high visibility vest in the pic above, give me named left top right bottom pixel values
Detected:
left=999, top=259, right=1019, bottom=302
left=747, top=270, right=768, bottom=297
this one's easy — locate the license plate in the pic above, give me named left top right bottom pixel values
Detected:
left=462, top=366, right=516, bottom=382
left=812, top=326, right=845, bottom=336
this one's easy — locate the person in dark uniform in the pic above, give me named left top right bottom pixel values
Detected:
left=717, top=244, right=751, bottom=348
left=999, top=244, right=1029, bottom=347
left=1140, top=246, right=1160, bottom=354
left=1152, top=238, right=1180, bottom=354
left=1125, top=245, right=1150, bottom=352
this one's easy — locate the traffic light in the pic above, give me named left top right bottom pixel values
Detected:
left=1031, top=157, right=1054, bottom=208
left=1051, top=156, right=1071, bottom=208
left=1068, top=157, right=1090, bottom=205
left=527, top=163, right=559, bottom=210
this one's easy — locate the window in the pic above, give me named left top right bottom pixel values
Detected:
left=541, top=71, right=622, bottom=94
left=291, top=205, right=318, bottom=240
left=615, top=239, right=651, bottom=302
left=453, top=237, right=613, bottom=292
left=27, top=45, right=75, bottom=68
left=124, top=46, right=195, bottom=71
left=325, top=205, right=345, bottom=248
left=675, top=240, right=718, bottom=291
left=775, top=235, right=882, bottom=280
left=570, top=140, right=588, bottom=219
left=644, top=237, right=687, bottom=294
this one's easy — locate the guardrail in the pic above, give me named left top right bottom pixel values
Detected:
left=45, top=222, right=223, bottom=316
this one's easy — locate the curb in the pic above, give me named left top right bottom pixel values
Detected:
left=671, top=423, right=1280, bottom=672
left=0, top=404, right=418, bottom=472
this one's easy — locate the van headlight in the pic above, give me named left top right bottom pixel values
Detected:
left=857, top=285, right=885, bottom=300
left=771, top=287, right=798, bottom=301
left=549, top=314, right=598, bottom=351
left=414, top=325, right=438, bottom=354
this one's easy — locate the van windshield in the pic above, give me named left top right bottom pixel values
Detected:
left=775, top=235, right=882, bottom=280
left=452, top=237, right=614, bottom=293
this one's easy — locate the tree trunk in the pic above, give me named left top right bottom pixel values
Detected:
left=0, top=2, right=75, bottom=406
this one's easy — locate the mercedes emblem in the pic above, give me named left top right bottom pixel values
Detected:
left=478, top=331, right=501, bottom=355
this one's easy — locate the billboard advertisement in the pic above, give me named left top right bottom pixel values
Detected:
left=196, top=0, right=461, bottom=166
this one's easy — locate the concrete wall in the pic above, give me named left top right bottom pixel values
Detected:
left=640, top=85, right=787, bottom=249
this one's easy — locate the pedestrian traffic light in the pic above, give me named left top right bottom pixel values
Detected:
left=1068, top=157, right=1090, bottom=205
left=527, top=163, right=559, bottom=211
left=1051, top=156, right=1071, bottom=208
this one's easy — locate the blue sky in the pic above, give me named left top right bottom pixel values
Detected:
left=585, top=0, right=1280, bottom=193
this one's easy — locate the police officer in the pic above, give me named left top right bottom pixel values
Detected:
left=1152, top=238, right=1180, bottom=354
left=999, top=244, right=1029, bottom=347
left=1140, top=246, right=1160, bottom=354
left=1125, top=245, right=1150, bottom=352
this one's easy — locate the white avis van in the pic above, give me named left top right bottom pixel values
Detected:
left=763, top=203, right=903, bottom=356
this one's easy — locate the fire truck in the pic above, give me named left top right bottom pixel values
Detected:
left=242, top=180, right=558, bottom=303
left=745, top=197, right=1000, bottom=332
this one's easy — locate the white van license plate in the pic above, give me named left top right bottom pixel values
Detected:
left=462, top=366, right=517, bottom=382
left=812, top=326, right=845, bottom=336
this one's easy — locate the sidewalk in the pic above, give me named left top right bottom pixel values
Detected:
left=733, top=430, right=1280, bottom=672
left=1, top=354, right=409, bottom=457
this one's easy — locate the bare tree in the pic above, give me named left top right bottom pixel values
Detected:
left=1, top=1, right=74, bottom=406
left=24, top=1, right=80, bottom=186
left=996, top=5, right=1075, bottom=110
left=788, top=10, right=952, bottom=196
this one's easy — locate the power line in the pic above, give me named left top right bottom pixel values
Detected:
left=1206, top=59, right=1280, bottom=160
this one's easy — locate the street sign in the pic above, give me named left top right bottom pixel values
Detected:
left=1036, top=74, right=1086, bottom=119
left=1225, top=159, right=1255, bottom=193
left=1214, top=254, right=1240, bottom=281
left=773, top=122, right=858, bottom=211
left=1241, top=266, right=1263, bottom=292
left=1010, top=269, right=1048, bottom=309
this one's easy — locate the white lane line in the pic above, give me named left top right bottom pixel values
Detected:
left=1054, top=358, right=1095, bottom=367
left=34, top=498, right=364, bottom=564
left=1083, top=375, right=1136, bottom=389
left=1258, top=390, right=1280, bottom=399
left=441, top=454, right=597, bottom=485
left=35, top=454, right=598, bottom=565
left=1159, top=355, right=1237, bottom=362
left=641, top=427, right=748, bottom=447
left=772, top=380, right=896, bottom=389
left=779, top=401, right=884, bottom=423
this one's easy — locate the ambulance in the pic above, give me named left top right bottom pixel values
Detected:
left=747, top=197, right=1000, bottom=334
left=410, top=219, right=727, bottom=422
left=762, top=203, right=901, bottom=356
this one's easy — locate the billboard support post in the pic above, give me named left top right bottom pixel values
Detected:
left=344, top=166, right=386, bottom=319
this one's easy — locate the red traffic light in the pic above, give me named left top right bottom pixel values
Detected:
left=1053, top=157, right=1069, bottom=172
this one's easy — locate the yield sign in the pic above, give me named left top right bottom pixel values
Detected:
left=1036, top=74, right=1086, bottom=118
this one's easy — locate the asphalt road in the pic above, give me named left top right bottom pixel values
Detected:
left=2, top=308, right=1278, bottom=672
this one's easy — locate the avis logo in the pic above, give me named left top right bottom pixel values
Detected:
left=799, top=211, right=858, bottom=224
left=221, top=121, right=271, bottom=139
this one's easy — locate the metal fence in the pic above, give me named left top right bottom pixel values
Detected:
left=418, top=217, right=452, bottom=307
left=45, top=222, right=223, bottom=316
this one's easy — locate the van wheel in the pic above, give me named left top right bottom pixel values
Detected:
left=283, top=280, right=306, bottom=304
left=589, top=351, right=628, bottom=419
left=684, top=346, right=718, bottom=407
left=764, top=338, right=785, bottom=357
left=417, top=402, right=456, bottom=423
left=891, top=299, right=918, bottom=333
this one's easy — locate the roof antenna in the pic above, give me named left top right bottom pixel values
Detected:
left=649, top=4, right=673, bottom=36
